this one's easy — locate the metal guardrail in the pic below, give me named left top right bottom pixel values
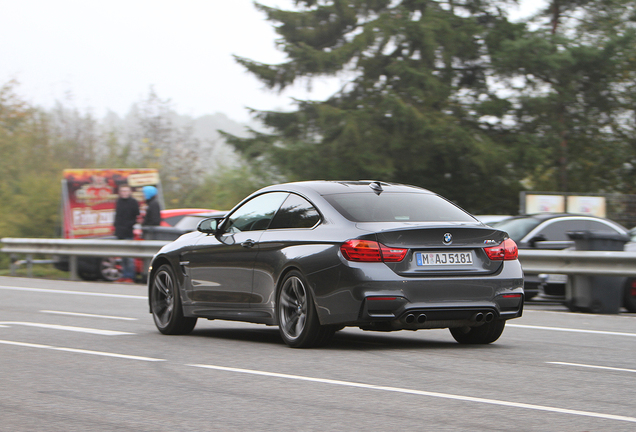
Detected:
left=518, top=249, right=636, bottom=276
left=3, top=237, right=636, bottom=279
left=1, top=238, right=169, bottom=257
left=1, top=238, right=169, bottom=280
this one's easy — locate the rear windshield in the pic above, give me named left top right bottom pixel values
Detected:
left=323, top=192, right=476, bottom=223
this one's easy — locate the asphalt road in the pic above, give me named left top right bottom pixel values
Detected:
left=1, top=276, right=635, bottom=432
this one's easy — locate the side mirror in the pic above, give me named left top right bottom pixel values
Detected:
left=197, top=217, right=219, bottom=234
left=528, top=234, right=547, bottom=248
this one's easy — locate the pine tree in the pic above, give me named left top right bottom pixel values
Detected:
left=226, top=0, right=525, bottom=213
left=490, top=0, right=636, bottom=193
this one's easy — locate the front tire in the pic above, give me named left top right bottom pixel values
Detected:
left=277, top=271, right=334, bottom=348
left=150, top=264, right=197, bottom=335
left=450, top=320, right=506, bottom=344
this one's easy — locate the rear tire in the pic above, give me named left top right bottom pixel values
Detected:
left=150, top=264, right=197, bottom=335
left=450, top=320, right=506, bottom=344
left=78, top=270, right=99, bottom=281
left=277, top=271, right=334, bottom=348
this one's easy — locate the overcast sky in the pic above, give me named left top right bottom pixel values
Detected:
left=0, top=0, right=544, bottom=123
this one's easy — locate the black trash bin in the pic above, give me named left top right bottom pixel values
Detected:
left=565, top=231, right=629, bottom=314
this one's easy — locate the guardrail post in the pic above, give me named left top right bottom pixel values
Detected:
left=26, top=254, right=33, bottom=278
left=10, top=253, right=17, bottom=276
left=69, top=255, right=78, bottom=281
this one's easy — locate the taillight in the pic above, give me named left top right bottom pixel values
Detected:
left=484, top=239, right=518, bottom=261
left=341, top=240, right=407, bottom=262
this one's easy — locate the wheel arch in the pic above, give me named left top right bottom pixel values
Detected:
left=274, top=265, right=321, bottom=325
left=147, top=255, right=176, bottom=312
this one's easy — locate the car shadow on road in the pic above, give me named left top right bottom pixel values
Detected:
left=188, top=326, right=510, bottom=351
left=189, top=326, right=286, bottom=346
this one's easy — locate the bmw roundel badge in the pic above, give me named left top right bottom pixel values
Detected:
left=443, top=232, right=453, bottom=245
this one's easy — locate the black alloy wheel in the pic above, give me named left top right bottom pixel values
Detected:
left=277, top=271, right=334, bottom=348
left=449, top=320, right=506, bottom=344
left=150, top=264, right=197, bottom=335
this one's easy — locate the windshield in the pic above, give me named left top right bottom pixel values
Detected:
left=494, top=217, right=542, bottom=242
left=323, top=192, right=477, bottom=223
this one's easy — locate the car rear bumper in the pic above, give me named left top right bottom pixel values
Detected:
left=309, top=260, right=524, bottom=328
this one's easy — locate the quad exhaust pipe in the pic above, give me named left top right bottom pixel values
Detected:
left=405, top=311, right=493, bottom=325
left=404, top=313, right=427, bottom=324
left=471, top=311, right=495, bottom=323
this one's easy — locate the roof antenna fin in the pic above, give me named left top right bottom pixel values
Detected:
left=369, top=181, right=383, bottom=195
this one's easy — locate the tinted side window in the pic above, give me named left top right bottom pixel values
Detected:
left=163, top=215, right=184, bottom=226
left=586, top=220, right=621, bottom=234
left=224, top=192, right=289, bottom=232
left=535, top=220, right=588, bottom=241
left=269, top=194, right=320, bottom=229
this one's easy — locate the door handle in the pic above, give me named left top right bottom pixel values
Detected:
left=241, top=239, right=256, bottom=248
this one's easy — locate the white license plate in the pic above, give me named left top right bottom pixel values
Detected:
left=416, top=252, right=474, bottom=266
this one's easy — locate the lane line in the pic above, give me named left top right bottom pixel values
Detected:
left=507, top=324, right=636, bottom=337
left=0, top=322, right=134, bottom=336
left=40, top=310, right=138, bottom=321
left=0, top=285, right=146, bottom=300
left=548, top=362, right=636, bottom=374
left=0, top=339, right=164, bottom=362
left=525, top=310, right=636, bottom=319
left=188, top=364, right=636, bottom=424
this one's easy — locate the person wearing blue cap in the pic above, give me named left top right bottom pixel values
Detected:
left=142, top=185, right=161, bottom=229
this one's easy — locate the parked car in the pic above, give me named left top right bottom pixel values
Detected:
left=157, top=208, right=216, bottom=228
left=148, top=181, right=524, bottom=348
left=474, top=215, right=513, bottom=227
left=141, top=211, right=226, bottom=240
left=55, top=208, right=220, bottom=281
left=495, top=214, right=629, bottom=301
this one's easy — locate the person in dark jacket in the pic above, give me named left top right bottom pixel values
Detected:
left=142, top=185, right=161, bottom=227
left=113, top=185, right=139, bottom=282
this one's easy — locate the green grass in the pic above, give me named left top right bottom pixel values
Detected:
left=0, top=263, right=70, bottom=279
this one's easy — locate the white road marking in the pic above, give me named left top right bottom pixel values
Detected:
left=525, top=310, right=636, bottom=319
left=507, top=323, right=636, bottom=337
left=548, top=362, right=636, bottom=374
left=40, top=310, right=138, bottom=321
left=0, top=339, right=164, bottom=362
left=188, top=364, right=636, bottom=424
left=0, top=322, right=133, bottom=336
left=0, top=285, right=146, bottom=299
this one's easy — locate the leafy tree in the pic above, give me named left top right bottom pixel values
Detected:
left=226, top=0, right=525, bottom=213
left=121, top=89, right=206, bottom=207
left=46, top=102, right=102, bottom=168
left=179, top=164, right=278, bottom=211
left=0, top=82, right=63, bottom=245
left=489, top=0, right=636, bottom=193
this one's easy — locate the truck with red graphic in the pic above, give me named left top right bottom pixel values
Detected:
left=56, top=168, right=162, bottom=281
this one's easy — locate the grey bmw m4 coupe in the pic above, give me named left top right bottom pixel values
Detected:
left=148, top=181, right=524, bottom=348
